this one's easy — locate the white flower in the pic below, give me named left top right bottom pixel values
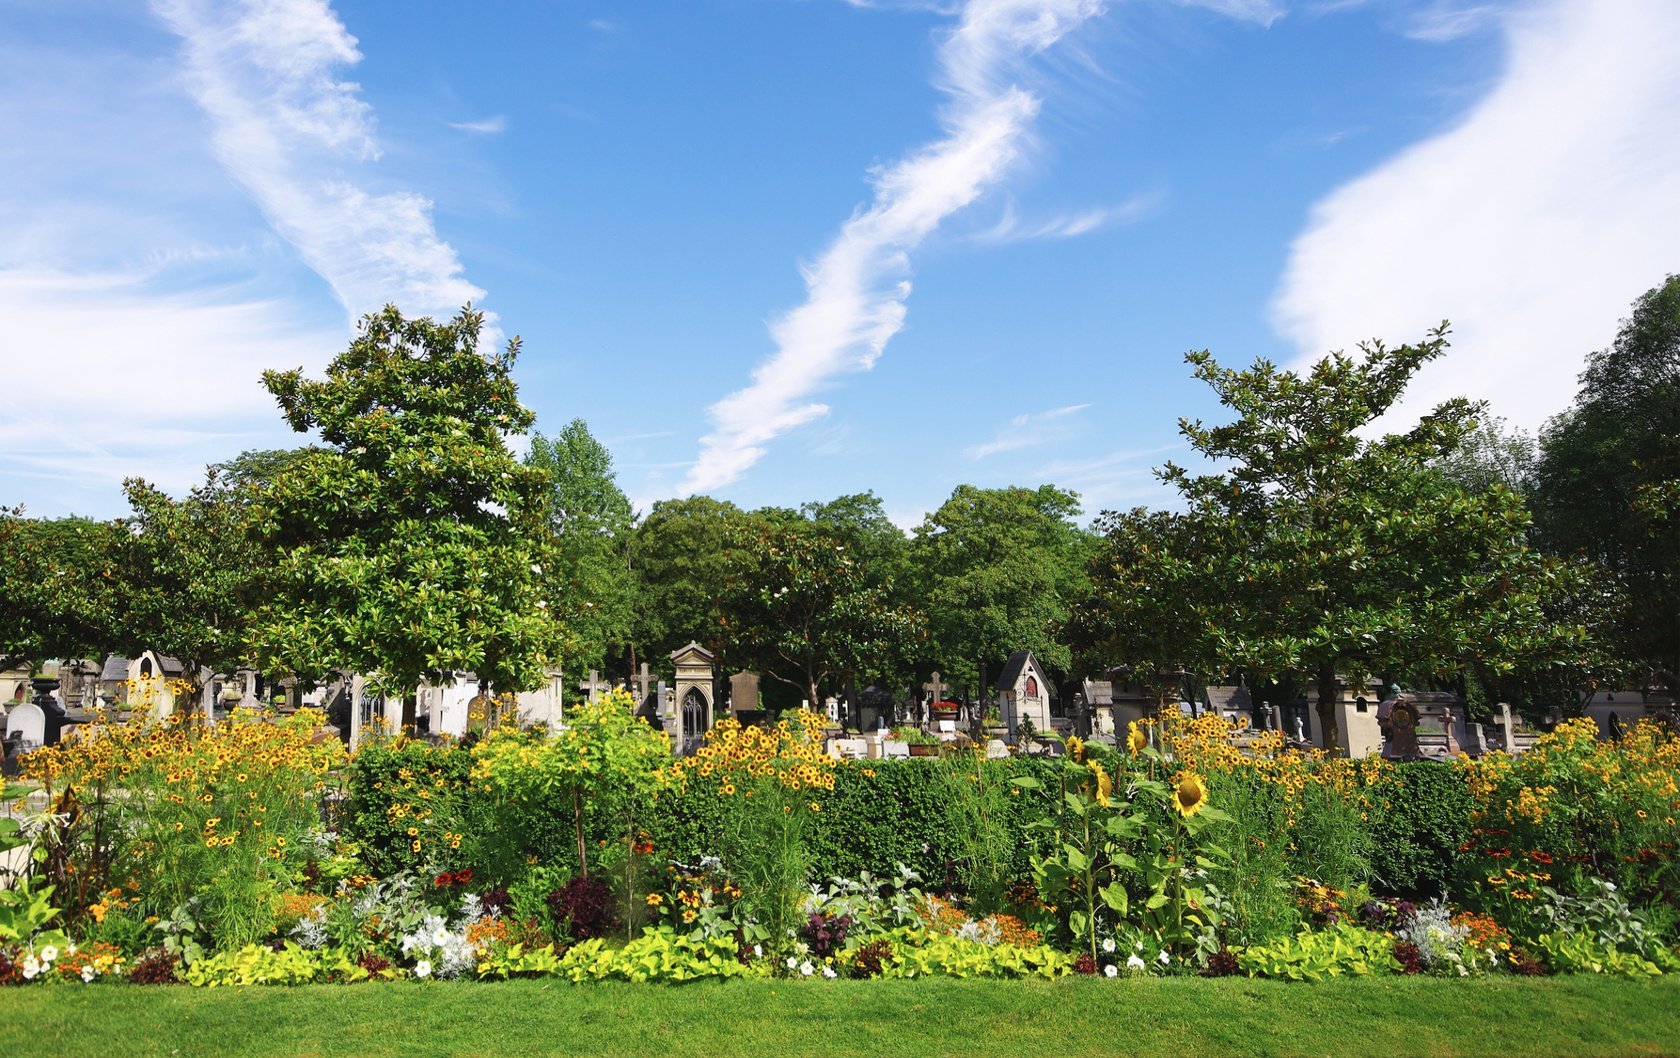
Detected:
left=1158, top=949, right=1170, bottom=964
left=1101, top=938, right=1116, bottom=954
left=821, top=965, right=837, bottom=979
left=1104, top=964, right=1118, bottom=978
left=799, top=961, right=814, bottom=976
left=1126, top=954, right=1146, bottom=972
left=786, top=956, right=799, bottom=970
left=431, top=929, right=451, bottom=947
left=414, top=959, right=433, bottom=978
left=753, top=945, right=763, bottom=958
left=81, top=965, right=96, bottom=983
left=22, top=958, right=41, bottom=980
left=39, top=945, right=58, bottom=963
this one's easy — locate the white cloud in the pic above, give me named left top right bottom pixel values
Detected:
left=152, top=0, right=486, bottom=322
left=682, top=0, right=1109, bottom=494
left=449, top=115, right=508, bottom=135
left=1032, top=442, right=1185, bottom=511
left=0, top=268, right=337, bottom=510
left=1271, top=0, right=1680, bottom=432
left=1172, top=0, right=1286, bottom=26
left=967, top=402, right=1092, bottom=458
left=972, top=191, right=1163, bottom=244
left=1401, top=2, right=1508, bottom=42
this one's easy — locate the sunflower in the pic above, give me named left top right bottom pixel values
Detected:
left=1127, top=722, right=1148, bottom=757
left=1173, top=772, right=1208, bottom=817
left=1066, top=735, right=1086, bottom=762
left=1085, top=759, right=1113, bottom=808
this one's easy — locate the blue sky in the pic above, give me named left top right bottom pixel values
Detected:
left=4, top=0, right=1677, bottom=526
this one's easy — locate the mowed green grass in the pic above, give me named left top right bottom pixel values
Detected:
left=8, top=976, right=1679, bottom=1058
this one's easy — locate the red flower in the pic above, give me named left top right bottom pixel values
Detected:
left=1530, top=851, right=1553, bottom=865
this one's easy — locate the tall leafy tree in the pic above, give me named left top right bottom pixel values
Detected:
left=1534, top=275, right=1680, bottom=689
left=525, top=420, right=637, bottom=676
left=1079, top=327, right=1599, bottom=750
left=716, top=517, right=923, bottom=707
left=248, top=306, right=560, bottom=694
left=628, top=495, right=760, bottom=669
left=909, top=484, right=1095, bottom=694
left=0, top=510, right=128, bottom=670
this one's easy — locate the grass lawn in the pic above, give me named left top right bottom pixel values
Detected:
left=6, top=976, right=1680, bottom=1058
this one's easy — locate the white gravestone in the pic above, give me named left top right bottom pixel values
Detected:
left=6, top=701, right=47, bottom=750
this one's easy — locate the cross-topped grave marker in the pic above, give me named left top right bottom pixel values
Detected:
left=577, top=669, right=610, bottom=704
left=922, top=671, right=944, bottom=710
left=633, top=662, right=656, bottom=706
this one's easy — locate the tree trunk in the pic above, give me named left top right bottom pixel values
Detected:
left=1316, top=664, right=1342, bottom=756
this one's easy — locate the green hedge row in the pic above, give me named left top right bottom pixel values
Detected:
left=340, top=747, right=1475, bottom=898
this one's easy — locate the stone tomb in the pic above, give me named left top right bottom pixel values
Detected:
left=670, top=642, right=715, bottom=755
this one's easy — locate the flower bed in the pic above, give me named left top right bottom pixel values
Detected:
left=2, top=701, right=1676, bottom=987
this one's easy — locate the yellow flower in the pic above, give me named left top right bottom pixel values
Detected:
left=1085, top=759, right=1112, bottom=808
left=1066, top=735, right=1085, bottom=763
left=682, top=909, right=697, bottom=923
left=1173, top=773, right=1209, bottom=817
left=647, top=893, right=664, bottom=907
left=1127, top=722, right=1147, bottom=757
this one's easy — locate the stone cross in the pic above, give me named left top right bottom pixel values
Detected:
left=577, top=669, right=610, bottom=703
left=633, top=663, right=656, bottom=706
left=922, top=671, right=944, bottom=709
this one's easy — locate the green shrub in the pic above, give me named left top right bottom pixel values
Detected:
left=1362, top=762, right=1473, bottom=898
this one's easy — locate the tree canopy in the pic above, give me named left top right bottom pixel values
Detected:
left=909, top=484, right=1094, bottom=695
left=1077, top=327, right=1600, bottom=747
left=247, top=305, right=560, bottom=694
left=525, top=420, right=636, bottom=676
left=1533, top=275, right=1680, bottom=690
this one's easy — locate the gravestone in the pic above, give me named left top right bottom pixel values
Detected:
left=632, top=663, right=658, bottom=711
left=728, top=671, right=760, bottom=717
left=577, top=670, right=610, bottom=704
left=5, top=701, right=46, bottom=750
left=1379, top=695, right=1423, bottom=759
left=922, top=672, right=945, bottom=713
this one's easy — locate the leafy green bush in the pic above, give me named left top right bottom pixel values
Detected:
left=1361, top=762, right=1473, bottom=898
left=341, top=736, right=475, bottom=878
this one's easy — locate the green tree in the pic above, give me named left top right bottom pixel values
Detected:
left=627, top=495, right=759, bottom=668
left=525, top=420, right=637, bottom=676
left=0, top=510, right=128, bottom=670
left=1534, top=275, right=1680, bottom=689
left=909, top=484, right=1095, bottom=694
left=247, top=305, right=560, bottom=694
left=1080, top=327, right=1599, bottom=750
left=716, top=517, right=923, bottom=707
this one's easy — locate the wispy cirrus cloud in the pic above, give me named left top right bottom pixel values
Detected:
left=1272, top=0, right=1680, bottom=431
left=682, top=0, right=1109, bottom=494
left=152, top=0, right=486, bottom=322
left=972, top=191, right=1163, bottom=245
left=967, top=402, right=1091, bottom=458
left=449, top=115, right=508, bottom=135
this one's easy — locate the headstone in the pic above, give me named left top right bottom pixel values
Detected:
left=238, top=669, right=262, bottom=710
left=1257, top=700, right=1273, bottom=732
left=633, top=663, right=657, bottom=708
left=577, top=669, right=610, bottom=704
left=829, top=737, right=867, bottom=760
left=881, top=741, right=910, bottom=759
left=923, top=672, right=944, bottom=712
left=728, top=671, right=760, bottom=716
left=985, top=739, right=1010, bottom=759
left=1381, top=696, right=1423, bottom=759
left=6, top=701, right=46, bottom=750
left=937, top=719, right=955, bottom=735
left=824, top=696, right=839, bottom=724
